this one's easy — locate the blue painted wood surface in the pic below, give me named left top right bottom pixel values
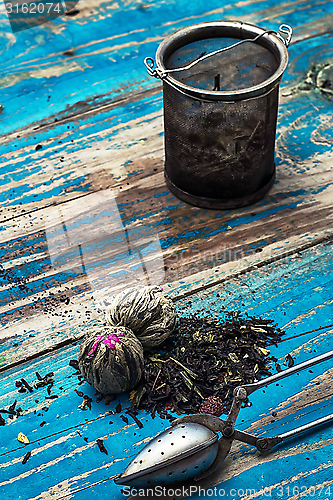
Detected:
left=0, top=0, right=331, bottom=135
left=1, top=241, right=333, bottom=498
left=0, top=64, right=332, bottom=366
left=1, top=0, right=333, bottom=497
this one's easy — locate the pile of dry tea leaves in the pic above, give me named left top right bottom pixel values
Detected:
left=130, top=312, right=285, bottom=418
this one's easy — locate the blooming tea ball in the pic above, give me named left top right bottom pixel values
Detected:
left=104, top=286, right=176, bottom=348
left=78, top=326, right=144, bottom=395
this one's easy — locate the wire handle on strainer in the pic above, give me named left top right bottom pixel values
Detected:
left=144, top=24, right=292, bottom=80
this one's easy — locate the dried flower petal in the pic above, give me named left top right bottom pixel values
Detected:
left=199, top=396, right=224, bottom=417
left=18, top=432, right=29, bottom=444
left=88, top=332, right=123, bottom=356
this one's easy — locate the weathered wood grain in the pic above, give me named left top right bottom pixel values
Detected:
left=1, top=240, right=333, bottom=499
left=1, top=69, right=333, bottom=366
left=1, top=0, right=333, bottom=495
left=2, top=23, right=333, bottom=219
left=0, top=0, right=332, bottom=135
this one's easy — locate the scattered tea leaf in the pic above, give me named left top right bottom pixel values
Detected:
left=84, top=396, right=92, bottom=410
left=0, top=408, right=15, bottom=415
left=22, top=451, right=31, bottom=464
left=286, top=354, right=294, bottom=368
left=69, top=360, right=79, bottom=371
left=126, top=411, right=143, bottom=429
left=228, top=353, right=240, bottom=364
left=79, top=401, right=88, bottom=411
left=96, top=438, right=108, bottom=454
left=129, top=390, right=137, bottom=401
left=130, top=386, right=146, bottom=408
left=169, top=358, right=198, bottom=379
left=9, top=400, right=17, bottom=412
left=21, top=379, right=33, bottom=393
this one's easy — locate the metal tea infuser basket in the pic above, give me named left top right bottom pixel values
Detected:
left=115, top=349, right=333, bottom=487
left=144, top=21, right=292, bottom=209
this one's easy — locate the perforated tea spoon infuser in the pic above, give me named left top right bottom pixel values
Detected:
left=114, top=349, right=333, bottom=487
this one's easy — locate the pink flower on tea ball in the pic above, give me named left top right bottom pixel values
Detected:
left=88, top=330, right=123, bottom=355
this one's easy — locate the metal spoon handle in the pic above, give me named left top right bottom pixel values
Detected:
left=278, top=412, right=333, bottom=441
left=242, top=349, right=333, bottom=396
left=255, top=412, right=333, bottom=452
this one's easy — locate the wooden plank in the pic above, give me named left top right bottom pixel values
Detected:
left=1, top=0, right=332, bottom=497
left=2, top=21, right=333, bottom=219
left=0, top=1, right=332, bottom=368
left=0, top=0, right=332, bottom=135
left=1, top=70, right=333, bottom=367
left=0, top=88, right=164, bottom=221
left=1, top=240, right=333, bottom=499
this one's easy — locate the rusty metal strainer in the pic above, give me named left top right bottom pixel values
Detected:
left=145, top=21, right=292, bottom=209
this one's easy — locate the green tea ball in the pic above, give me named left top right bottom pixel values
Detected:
left=104, top=286, right=176, bottom=348
left=78, top=326, right=144, bottom=395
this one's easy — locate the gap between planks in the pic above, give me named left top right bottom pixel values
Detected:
left=1, top=232, right=333, bottom=375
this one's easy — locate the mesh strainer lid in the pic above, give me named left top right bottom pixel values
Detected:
left=153, top=21, right=290, bottom=101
